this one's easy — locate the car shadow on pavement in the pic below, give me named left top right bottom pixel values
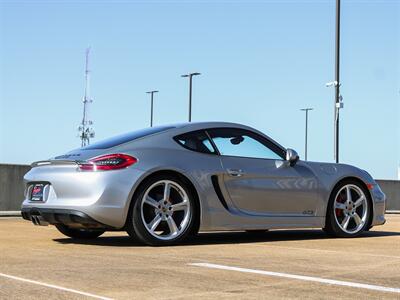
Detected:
left=53, top=229, right=400, bottom=247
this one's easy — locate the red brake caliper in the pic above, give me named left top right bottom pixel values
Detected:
left=335, top=193, right=345, bottom=217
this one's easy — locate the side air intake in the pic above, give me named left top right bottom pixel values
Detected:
left=211, top=175, right=229, bottom=211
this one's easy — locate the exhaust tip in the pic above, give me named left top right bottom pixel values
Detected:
left=31, top=215, right=49, bottom=226
left=31, top=216, right=38, bottom=225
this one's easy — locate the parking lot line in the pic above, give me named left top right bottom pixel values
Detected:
left=261, top=244, right=400, bottom=260
left=0, top=272, right=113, bottom=300
left=189, top=262, right=400, bottom=294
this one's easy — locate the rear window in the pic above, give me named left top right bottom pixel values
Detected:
left=82, top=126, right=174, bottom=150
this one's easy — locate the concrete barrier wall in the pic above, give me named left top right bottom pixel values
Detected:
left=376, top=180, right=400, bottom=211
left=0, top=164, right=31, bottom=211
left=0, top=164, right=399, bottom=212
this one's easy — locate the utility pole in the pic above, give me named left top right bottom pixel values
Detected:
left=327, top=0, right=343, bottom=163
left=334, top=0, right=341, bottom=163
left=181, top=72, right=201, bottom=122
left=78, top=47, right=95, bottom=147
left=146, top=90, right=158, bottom=127
left=300, top=108, right=313, bottom=161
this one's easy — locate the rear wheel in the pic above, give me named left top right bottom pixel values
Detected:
left=127, top=175, right=197, bottom=246
left=55, top=224, right=105, bottom=239
left=324, top=180, right=371, bottom=237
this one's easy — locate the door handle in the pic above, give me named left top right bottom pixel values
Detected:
left=227, top=169, right=244, bottom=177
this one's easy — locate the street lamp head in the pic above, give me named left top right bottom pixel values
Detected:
left=300, top=108, right=314, bottom=111
left=326, top=81, right=339, bottom=87
left=146, top=90, right=159, bottom=94
left=181, top=72, right=201, bottom=78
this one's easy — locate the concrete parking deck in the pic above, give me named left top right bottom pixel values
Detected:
left=1, top=216, right=399, bottom=299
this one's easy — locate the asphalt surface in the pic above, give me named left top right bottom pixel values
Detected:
left=1, top=215, right=400, bottom=300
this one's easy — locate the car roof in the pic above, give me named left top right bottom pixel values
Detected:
left=174, top=121, right=252, bottom=130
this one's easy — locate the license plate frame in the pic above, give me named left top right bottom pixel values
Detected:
left=30, top=183, right=45, bottom=201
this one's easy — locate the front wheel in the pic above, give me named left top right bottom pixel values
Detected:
left=127, top=175, right=197, bottom=246
left=55, top=224, right=105, bottom=239
left=324, top=180, right=371, bottom=237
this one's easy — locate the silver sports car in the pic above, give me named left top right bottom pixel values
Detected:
left=21, top=122, right=386, bottom=245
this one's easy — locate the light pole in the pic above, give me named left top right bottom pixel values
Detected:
left=327, top=0, right=343, bottom=163
left=300, top=108, right=313, bottom=161
left=181, top=72, right=201, bottom=122
left=146, top=90, right=158, bottom=127
left=334, top=0, right=342, bottom=164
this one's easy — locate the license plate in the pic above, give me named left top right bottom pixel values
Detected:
left=31, top=184, right=45, bottom=201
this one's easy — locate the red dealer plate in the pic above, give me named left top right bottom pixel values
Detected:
left=30, top=184, right=45, bottom=201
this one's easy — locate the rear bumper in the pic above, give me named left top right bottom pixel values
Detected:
left=21, top=207, right=112, bottom=229
left=21, top=165, right=148, bottom=228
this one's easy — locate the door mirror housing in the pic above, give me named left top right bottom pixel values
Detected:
left=286, top=148, right=299, bottom=166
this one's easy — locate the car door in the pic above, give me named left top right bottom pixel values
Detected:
left=207, top=127, right=320, bottom=217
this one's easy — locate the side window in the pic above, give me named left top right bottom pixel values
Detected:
left=174, top=130, right=216, bottom=154
left=208, top=128, right=284, bottom=160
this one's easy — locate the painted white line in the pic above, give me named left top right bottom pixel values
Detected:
left=260, top=244, right=400, bottom=260
left=189, top=262, right=400, bottom=294
left=0, top=272, right=113, bottom=300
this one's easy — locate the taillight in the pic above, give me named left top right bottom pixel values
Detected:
left=78, top=154, right=137, bottom=171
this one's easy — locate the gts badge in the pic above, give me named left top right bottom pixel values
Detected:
left=302, top=210, right=314, bottom=215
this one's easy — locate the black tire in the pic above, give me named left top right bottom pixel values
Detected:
left=324, top=180, right=371, bottom=238
left=126, top=174, right=197, bottom=246
left=55, top=224, right=105, bottom=239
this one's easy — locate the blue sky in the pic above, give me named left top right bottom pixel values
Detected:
left=0, top=0, right=399, bottom=179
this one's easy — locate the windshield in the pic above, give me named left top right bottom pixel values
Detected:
left=81, top=125, right=175, bottom=150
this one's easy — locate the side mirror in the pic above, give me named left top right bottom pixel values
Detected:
left=286, top=148, right=299, bottom=167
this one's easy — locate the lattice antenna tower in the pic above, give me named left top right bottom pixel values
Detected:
left=78, top=47, right=95, bottom=147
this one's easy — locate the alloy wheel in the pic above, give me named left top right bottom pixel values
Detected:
left=333, top=184, right=368, bottom=234
left=140, top=180, right=191, bottom=241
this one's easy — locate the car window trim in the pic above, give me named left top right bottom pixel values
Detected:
left=205, top=130, right=221, bottom=155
